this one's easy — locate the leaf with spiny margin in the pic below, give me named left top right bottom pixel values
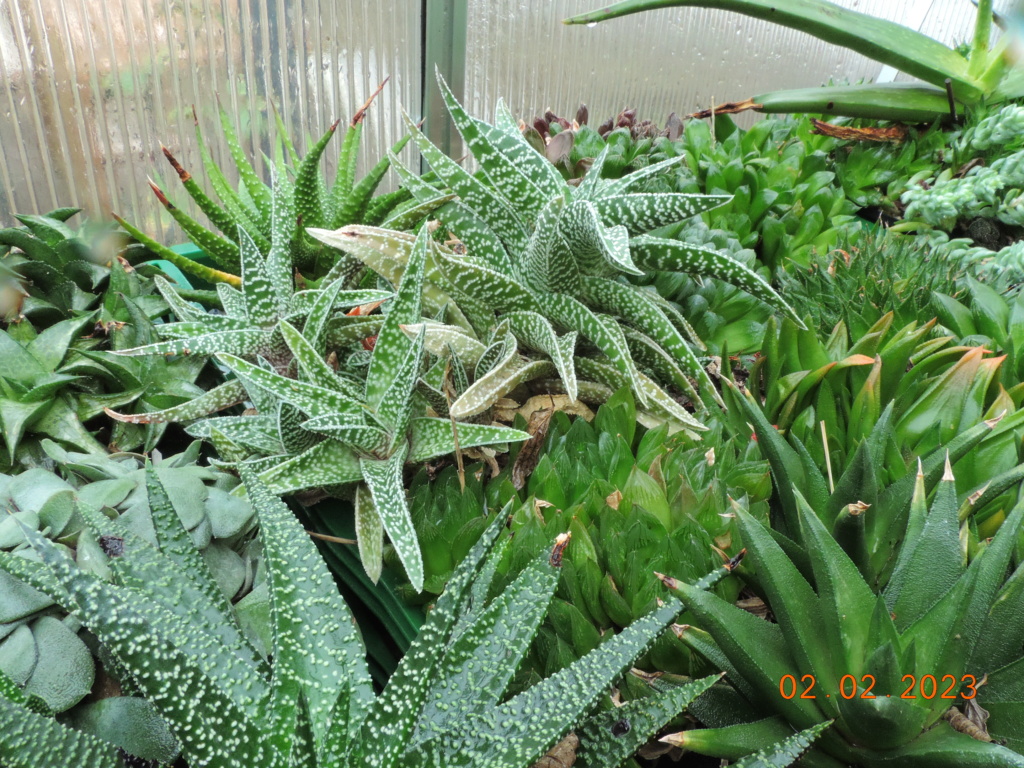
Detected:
left=413, top=551, right=560, bottom=746
left=218, top=105, right=272, bottom=231
left=484, top=98, right=565, bottom=200
left=0, top=685, right=122, bottom=768
left=731, top=721, right=833, bottom=768
left=253, top=438, right=362, bottom=496
left=335, top=134, right=413, bottom=228
left=17, top=521, right=269, bottom=768
left=592, top=154, right=687, bottom=198
left=387, top=153, right=514, bottom=272
left=434, top=245, right=542, bottom=313
left=105, top=379, right=245, bottom=424
left=76, top=504, right=271, bottom=716
left=218, top=282, right=248, bottom=318
left=622, top=327, right=703, bottom=408
left=504, top=311, right=578, bottom=401
left=580, top=276, right=718, bottom=406
left=544, top=292, right=648, bottom=407
left=376, top=330, right=425, bottom=450
left=450, top=357, right=556, bottom=420
left=402, top=322, right=487, bottom=368
left=576, top=145, right=609, bottom=200
left=111, top=329, right=270, bottom=359
left=279, top=401, right=320, bottom=455
left=266, top=177, right=297, bottom=315
left=239, top=228, right=281, bottom=328
left=403, top=111, right=529, bottom=256
left=352, top=512, right=515, bottom=768
left=559, top=200, right=642, bottom=277
left=294, top=121, right=339, bottom=230
left=631, top=236, right=804, bottom=329
left=634, top=373, right=708, bottom=436
left=355, top=483, right=384, bottom=585
left=217, top=353, right=366, bottom=419
left=594, top=193, right=730, bottom=234
left=437, top=75, right=549, bottom=222
left=360, top=443, right=423, bottom=594
left=186, top=414, right=283, bottom=454
left=522, top=196, right=578, bottom=293
left=154, top=276, right=203, bottom=322
left=407, top=417, right=530, bottom=463
left=278, top=321, right=363, bottom=400
left=409, top=599, right=682, bottom=768
left=299, top=416, right=388, bottom=454
left=365, top=224, right=427, bottom=409
left=474, top=327, right=511, bottom=380
left=241, top=466, right=373, bottom=752
left=576, top=674, right=721, bottom=768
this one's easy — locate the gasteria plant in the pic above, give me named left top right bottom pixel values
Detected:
left=659, top=464, right=1024, bottom=764
left=0, top=465, right=729, bottom=768
left=566, top=0, right=1023, bottom=123
left=312, top=76, right=804, bottom=433
left=109, top=220, right=529, bottom=592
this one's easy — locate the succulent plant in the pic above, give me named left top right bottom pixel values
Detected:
left=313, top=76, right=804, bottom=435
left=658, top=461, right=1024, bottom=764
left=567, top=0, right=1023, bottom=123
left=110, top=220, right=529, bottom=592
left=0, top=462, right=737, bottom=768
left=0, top=208, right=173, bottom=328
left=0, top=441, right=259, bottom=763
left=117, top=81, right=423, bottom=286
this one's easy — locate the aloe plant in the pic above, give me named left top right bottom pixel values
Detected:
left=312, top=76, right=804, bottom=434
left=0, top=462, right=733, bottom=768
left=118, top=81, right=423, bottom=286
left=566, top=0, right=1023, bottom=123
left=0, top=441, right=259, bottom=763
left=109, top=219, right=529, bottom=592
left=658, top=463, right=1024, bottom=764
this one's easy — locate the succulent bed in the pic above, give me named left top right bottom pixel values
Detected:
left=3, top=2, right=1024, bottom=765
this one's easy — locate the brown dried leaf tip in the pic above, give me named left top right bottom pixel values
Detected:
left=810, top=118, right=908, bottom=143
left=549, top=532, right=571, bottom=568
left=725, top=548, right=747, bottom=571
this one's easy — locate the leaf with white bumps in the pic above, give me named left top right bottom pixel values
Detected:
left=360, top=443, right=424, bottom=593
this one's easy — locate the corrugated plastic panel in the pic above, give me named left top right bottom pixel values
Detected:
left=462, top=0, right=986, bottom=132
left=0, top=0, right=421, bottom=239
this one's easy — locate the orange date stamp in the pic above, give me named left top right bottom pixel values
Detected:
left=779, top=673, right=979, bottom=701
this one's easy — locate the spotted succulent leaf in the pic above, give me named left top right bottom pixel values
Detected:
left=105, top=377, right=243, bottom=427
left=576, top=673, right=722, bottom=768
left=437, top=76, right=550, bottom=220
left=246, top=440, right=361, bottom=495
left=630, top=236, right=804, bottom=329
left=242, top=466, right=373, bottom=752
left=559, top=200, right=642, bottom=277
left=278, top=320, right=363, bottom=399
left=216, top=352, right=367, bottom=419
left=299, top=416, right=388, bottom=453
left=352, top=512, right=509, bottom=768
left=0, top=685, right=122, bottom=768
left=378, top=191, right=458, bottom=231
left=111, top=329, right=270, bottom=359
left=377, top=327, right=426, bottom=445
left=15, top=521, right=270, bottom=768
left=504, top=311, right=578, bottom=401
left=154, top=275, right=204, bottom=322
left=731, top=721, right=834, bottom=768
left=450, top=357, right=556, bottom=420
left=360, top=443, right=424, bottom=593
left=408, top=598, right=683, bottom=768
left=413, top=550, right=560, bottom=745
left=217, top=282, right=248, bottom=317
left=240, top=228, right=283, bottom=329
left=479, top=98, right=566, bottom=199
left=402, top=111, right=529, bottom=255
left=355, top=482, right=385, bottom=585
left=186, top=414, right=284, bottom=454
left=365, top=224, right=428, bottom=409
left=403, top=321, right=487, bottom=368
left=218, top=105, right=273, bottom=232
left=593, top=193, right=730, bottom=234
left=434, top=246, right=542, bottom=313
left=406, top=417, right=530, bottom=464
left=294, top=121, right=340, bottom=230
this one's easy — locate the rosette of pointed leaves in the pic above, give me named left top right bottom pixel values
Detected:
left=0, top=464, right=723, bottom=768
left=133, top=225, right=532, bottom=593
left=311, top=75, right=805, bottom=433
left=0, top=208, right=172, bottom=328
left=117, top=81, right=429, bottom=284
left=0, top=441, right=259, bottom=762
left=106, top=178, right=395, bottom=430
left=658, top=464, right=1024, bottom=764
